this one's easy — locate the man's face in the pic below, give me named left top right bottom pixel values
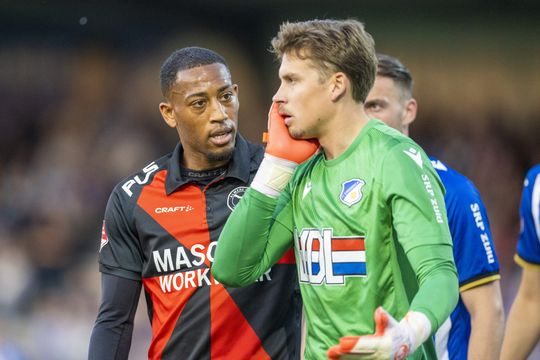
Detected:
left=364, top=75, right=415, bottom=134
left=272, top=53, right=332, bottom=139
left=160, top=63, right=239, bottom=170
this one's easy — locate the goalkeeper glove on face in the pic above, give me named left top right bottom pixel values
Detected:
left=327, top=307, right=432, bottom=360
left=252, top=102, right=319, bottom=197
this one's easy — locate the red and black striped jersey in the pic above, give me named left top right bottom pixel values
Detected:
left=99, top=135, right=301, bottom=360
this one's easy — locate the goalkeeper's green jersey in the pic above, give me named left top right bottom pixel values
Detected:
left=213, top=119, right=458, bottom=359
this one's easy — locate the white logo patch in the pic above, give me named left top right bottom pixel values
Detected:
left=431, top=159, right=448, bottom=171
left=404, top=147, right=423, bottom=169
left=227, top=186, right=247, bottom=210
left=303, top=181, right=312, bottom=199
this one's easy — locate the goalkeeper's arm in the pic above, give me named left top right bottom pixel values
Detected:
left=212, top=103, right=318, bottom=287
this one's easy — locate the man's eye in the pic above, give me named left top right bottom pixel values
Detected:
left=367, top=104, right=381, bottom=112
left=191, top=100, right=206, bottom=109
left=220, top=92, right=234, bottom=102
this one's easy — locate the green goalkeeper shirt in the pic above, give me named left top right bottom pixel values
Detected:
left=213, top=119, right=458, bottom=359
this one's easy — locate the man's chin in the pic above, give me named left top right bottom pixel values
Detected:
left=289, top=128, right=306, bottom=140
left=207, top=146, right=234, bottom=164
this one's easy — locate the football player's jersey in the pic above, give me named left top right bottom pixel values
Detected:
left=281, top=120, right=454, bottom=359
left=515, top=164, right=540, bottom=267
left=430, top=158, right=500, bottom=360
left=99, top=135, right=301, bottom=360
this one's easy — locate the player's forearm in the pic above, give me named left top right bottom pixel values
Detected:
left=500, top=292, right=540, bottom=360
left=89, top=321, right=133, bottom=360
left=88, top=274, right=140, bottom=360
left=407, top=244, right=459, bottom=332
left=213, top=188, right=290, bottom=287
left=462, top=281, right=505, bottom=360
left=468, top=313, right=504, bottom=360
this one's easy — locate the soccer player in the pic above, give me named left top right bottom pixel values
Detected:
left=88, top=47, right=301, bottom=360
left=212, top=19, right=458, bottom=360
left=500, top=164, right=540, bottom=360
left=364, top=54, right=505, bottom=360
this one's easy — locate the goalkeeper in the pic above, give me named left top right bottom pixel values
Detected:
left=212, top=19, right=458, bottom=360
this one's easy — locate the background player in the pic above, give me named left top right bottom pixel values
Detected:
left=363, top=53, right=505, bottom=360
left=501, top=164, right=540, bottom=360
left=213, top=19, right=458, bottom=359
left=88, top=47, right=301, bottom=359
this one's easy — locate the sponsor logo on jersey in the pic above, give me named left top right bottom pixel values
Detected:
left=152, top=242, right=272, bottom=293
left=154, top=205, right=194, bottom=214
left=296, top=228, right=366, bottom=285
left=404, top=147, right=423, bottom=169
left=421, top=174, right=444, bottom=224
left=302, top=181, right=312, bottom=199
left=470, top=203, right=495, bottom=263
left=340, top=179, right=365, bottom=207
left=122, top=161, right=159, bottom=197
left=227, top=186, right=247, bottom=210
left=100, top=221, right=109, bottom=252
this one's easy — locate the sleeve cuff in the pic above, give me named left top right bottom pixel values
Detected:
left=514, top=254, right=540, bottom=271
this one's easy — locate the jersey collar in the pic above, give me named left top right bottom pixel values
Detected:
left=165, top=134, right=252, bottom=195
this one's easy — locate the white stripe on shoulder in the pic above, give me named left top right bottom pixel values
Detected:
left=532, top=172, right=540, bottom=245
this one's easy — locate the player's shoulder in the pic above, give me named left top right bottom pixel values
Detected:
left=110, top=152, right=172, bottom=202
left=430, top=157, right=470, bottom=188
left=524, top=164, right=540, bottom=187
left=430, top=157, right=479, bottom=199
left=365, top=119, right=420, bottom=155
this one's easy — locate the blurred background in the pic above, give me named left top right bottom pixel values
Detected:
left=0, top=1, right=539, bottom=359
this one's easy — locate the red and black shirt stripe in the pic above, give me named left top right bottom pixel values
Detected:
left=99, top=135, right=300, bottom=359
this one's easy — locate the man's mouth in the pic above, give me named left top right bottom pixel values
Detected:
left=279, top=111, right=292, bottom=126
left=209, top=128, right=234, bottom=146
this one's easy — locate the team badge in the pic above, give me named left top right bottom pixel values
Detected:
left=100, top=221, right=109, bottom=252
left=227, top=186, right=247, bottom=210
left=339, top=179, right=365, bottom=207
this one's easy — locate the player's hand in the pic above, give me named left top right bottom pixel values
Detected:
left=264, top=102, right=319, bottom=164
left=327, top=307, right=431, bottom=360
left=252, top=103, right=319, bottom=197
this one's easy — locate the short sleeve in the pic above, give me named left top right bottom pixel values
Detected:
left=445, top=178, right=500, bottom=289
left=98, top=188, right=143, bottom=280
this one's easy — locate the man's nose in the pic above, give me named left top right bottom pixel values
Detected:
left=272, top=84, right=286, bottom=103
left=209, top=99, right=227, bottom=122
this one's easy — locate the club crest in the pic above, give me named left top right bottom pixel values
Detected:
left=340, top=179, right=365, bottom=207
left=227, top=186, right=247, bottom=210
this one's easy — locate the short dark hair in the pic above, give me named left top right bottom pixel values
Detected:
left=376, top=54, right=413, bottom=97
left=160, top=47, right=229, bottom=97
left=271, top=19, right=377, bottom=103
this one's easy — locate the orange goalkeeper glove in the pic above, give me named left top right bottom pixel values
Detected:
left=327, top=307, right=431, bottom=360
left=252, top=102, right=319, bottom=197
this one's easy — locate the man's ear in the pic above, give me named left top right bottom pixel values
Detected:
left=159, top=101, right=176, bottom=128
left=402, top=98, right=417, bottom=127
left=330, top=72, right=347, bottom=102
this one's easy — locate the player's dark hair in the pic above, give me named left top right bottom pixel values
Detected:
left=160, top=47, right=229, bottom=97
left=271, top=19, right=377, bottom=103
left=376, top=53, right=413, bottom=98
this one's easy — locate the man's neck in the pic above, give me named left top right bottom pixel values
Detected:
left=318, top=101, right=370, bottom=160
